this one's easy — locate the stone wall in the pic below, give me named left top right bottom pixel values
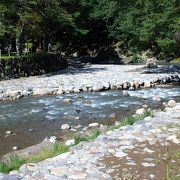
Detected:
left=0, top=53, right=68, bottom=81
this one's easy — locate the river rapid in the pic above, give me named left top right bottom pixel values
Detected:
left=0, top=85, right=180, bottom=157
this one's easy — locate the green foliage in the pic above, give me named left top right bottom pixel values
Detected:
left=0, top=143, right=69, bottom=174
left=0, top=156, right=25, bottom=173
left=0, top=53, right=68, bottom=80
left=0, top=0, right=179, bottom=57
left=110, top=109, right=152, bottom=130
left=74, top=129, right=100, bottom=145
left=28, top=143, right=69, bottom=163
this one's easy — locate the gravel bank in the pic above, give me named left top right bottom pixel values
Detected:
left=0, top=65, right=179, bottom=101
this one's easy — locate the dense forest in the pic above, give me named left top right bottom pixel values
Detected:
left=0, top=0, right=180, bottom=59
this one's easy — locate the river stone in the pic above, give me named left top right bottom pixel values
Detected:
left=89, top=122, right=100, bottom=128
left=122, top=91, right=130, bottom=96
left=123, top=82, right=129, bottom=89
left=9, top=170, right=19, bottom=175
left=51, top=166, right=69, bottom=175
left=6, top=90, right=20, bottom=98
left=21, top=90, right=31, bottom=97
left=73, top=87, right=80, bottom=93
left=168, top=100, right=176, bottom=108
left=56, top=89, right=64, bottom=95
left=152, top=96, right=161, bottom=102
left=134, top=80, right=140, bottom=89
left=144, top=81, right=151, bottom=88
left=61, top=124, right=71, bottom=130
left=65, top=139, right=75, bottom=146
left=68, top=173, right=87, bottom=179
left=136, top=108, right=145, bottom=115
left=33, top=88, right=55, bottom=96
left=109, top=113, right=116, bottom=119
left=49, top=136, right=57, bottom=143
left=12, top=146, right=19, bottom=151
left=6, top=130, right=13, bottom=135
left=63, top=98, right=73, bottom=103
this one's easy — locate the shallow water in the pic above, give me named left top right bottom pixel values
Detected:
left=0, top=86, right=180, bottom=157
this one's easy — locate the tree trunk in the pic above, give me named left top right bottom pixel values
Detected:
left=16, top=25, right=25, bottom=55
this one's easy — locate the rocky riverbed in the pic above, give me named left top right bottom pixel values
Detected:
left=0, top=86, right=180, bottom=158
left=1, top=101, right=180, bottom=179
left=0, top=64, right=179, bottom=101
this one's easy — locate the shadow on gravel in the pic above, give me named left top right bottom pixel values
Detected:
left=40, top=67, right=108, bottom=77
left=142, top=65, right=180, bottom=74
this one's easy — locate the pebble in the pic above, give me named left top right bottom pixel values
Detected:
left=136, top=108, right=145, bottom=115
left=88, top=122, right=99, bottom=128
left=61, top=124, right=71, bottom=130
left=6, top=130, right=13, bottom=135
left=63, top=98, right=73, bottom=103
left=142, top=162, right=156, bottom=167
left=12, top=146, right=19, bottom=151
left=168, top=99, right=176, bottom=108
left=65, top=139, right=75, bottom=146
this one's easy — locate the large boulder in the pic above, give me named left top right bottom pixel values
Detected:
left=146, top=57, right=157, bottom=68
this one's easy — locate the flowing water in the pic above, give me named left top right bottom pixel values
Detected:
left=0, top=85, right=180, bottom=157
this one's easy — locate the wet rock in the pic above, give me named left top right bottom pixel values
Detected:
left=109, top=113, right=116, bottom=119
left=88, top=122, right=100, bottom=128
left=63, top=98, right=73, bottom=103
left=12, top=146, right=19, bottom=151
left=168, top=100, right=176, bottom=108
left=122, top=91, right=130, bottom=96
left=6, top=130, right=13, bottom=135
left=129, top=87, right=134, bottom=90
left=61, top=124, right=71, bottom=130
left=28, top=128, right=34, bottom=132
left=74, top=109, right=81, bottom=113
left=152, top=96, right=161, bottom=102
left=65, top=139, right=75, bottom=146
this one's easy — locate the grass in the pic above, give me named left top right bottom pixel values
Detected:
left=110, top=109, right=152, bottom=130
left=0, top=110, right=151, bottom=174
left=0, top=156, right=25, bottom=174
left=74, top=129, right=100, bottom=145
left=171, top=57, right=180, bottom=64
left=0, top=55, right=17, bottom=60
left=0, top=143, right=69, bottom=174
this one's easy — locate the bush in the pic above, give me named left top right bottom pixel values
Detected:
left=0, top=53, right=68, bottom=80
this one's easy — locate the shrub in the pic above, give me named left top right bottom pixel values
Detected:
left=0, top=53, right=68, bottom=80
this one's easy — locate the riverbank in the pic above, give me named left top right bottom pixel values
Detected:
left=1, top=102, right=179, bottom=179
left=0, top=64, right=179, bottom=101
